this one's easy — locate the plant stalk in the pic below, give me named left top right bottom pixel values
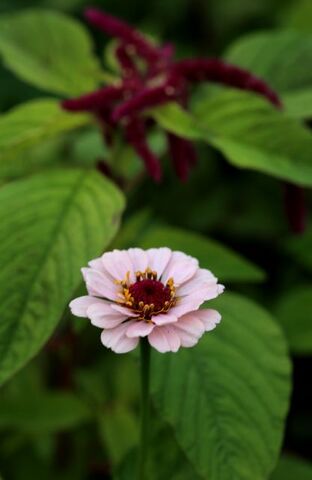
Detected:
left=138, top=338, right=151, bottom=480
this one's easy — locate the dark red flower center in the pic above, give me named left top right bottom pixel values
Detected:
left=129, top=279, right=171, bottom=311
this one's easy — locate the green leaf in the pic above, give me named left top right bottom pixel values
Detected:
left=282, top=89, right=312, bottom=119
left=70, top=129, right=108, bottom=168
left=271, top=455, right=312, bottom=480
left=139, top=224, right=265, bottom=283
left=151, top=90, right=312, bottom=187
left=98, top=406, right=138, bottom=466
left=282, top=0, right=312, bottom=34
left=0, top=9, right=102, bottom=96
left=275, top=285, right=312, bottom=355
left=0, top=99, right=91, bottom=177
left=225, top=30, right=312, bottom=119
left=195, top=90, right=312, bottom=187
left=225, top=30, right=312, bottom=93
left=116, top=425, right=201, bottom=480
left=148, top=102, right=203, bottom=141
left=0, top=169, right=124, bottom=386
left=151, top=292, right=291, bottom=480
left=0, top=392, right=91, bottom=432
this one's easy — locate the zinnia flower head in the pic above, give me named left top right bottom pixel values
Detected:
left=70, top=248, right=224, bottom=353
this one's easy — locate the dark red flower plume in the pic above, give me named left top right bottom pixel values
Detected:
left=62, top=8, right=282, bottom=182
left=85, top=8, right=161, bottom=63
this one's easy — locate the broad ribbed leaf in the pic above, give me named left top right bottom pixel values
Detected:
left=116, top=425, right=201, bottom=480
left=282, top=0, right=312, bottom=33
left=151, top=293, right=291, bottom=480
left=225, top=31, right=312, bottom=119
left=0, top=9, right=102, bottom=95
left=271, top=455, right=312, bottom=480
left=275, top=285, right=312, bottom=355
left=139, top=225, right=265, bottom=283
left=195, top=90, right=312, bottom=186
left=149, top=102, right=203, bottom=141
left=0, top=99, right=90, bottom=176
left=151, top=91, right=312, bottom=186
left=98, top=406, right=138, bottom=466
left=0, top=392, right=91, bottom=432
left=283, top=89, right=312, bottom=119
left=0, top=169, right=124, bottom=386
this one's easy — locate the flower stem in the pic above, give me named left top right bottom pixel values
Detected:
left=138, top=338, right=151, bottom=480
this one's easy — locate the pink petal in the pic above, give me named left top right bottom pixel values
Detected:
left=173, top=313, right=206, bottom=347
left=101, top=250, right=134, bottom=282
left=128, top=248, right=148, bottom=273
left=69, top=296, right=96, bottom=317
left=82, top=268, right=117, bottom=300
left=111, top=304, right=138, bottom=317
left=87, top=302, right=127, bottom=329
left=193, top=309, right=222, bottom=331
left=162, top=251, right=198, bottom=286
left=101, top=320, right=139, bottom=353
left=180, top=284, right=224, bottom=306
left=148, top=325, right=181, bottom=353
left=146, top=248, right=172, bottom=278
left=203, top=283, right=225, bottom=301
left=170, top=295, right=205, bottom=318
left=126, top=320, right=155, bottom=338
left=177, top=268, right=217, bottom=296
left=88, top=257, right=108, bottom=274
left=152, top=313, right=178, bottom=326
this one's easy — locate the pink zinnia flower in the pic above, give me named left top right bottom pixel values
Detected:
left=70, top=248, right=224, bottom=353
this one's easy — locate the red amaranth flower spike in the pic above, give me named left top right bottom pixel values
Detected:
left=167, top=133, right=197, bottom=181
left=115, top=43, right=140, bottom=79
left=125, top=117, right=162, bottom=182
left=62, top=8, right=284, bottom=182
left=112, top=83, right=179, bottom=122
left=147, top=42, right=175, bottom=77
left=172, top=59, right=282, bottom=108
left=85, top=8, right=161, bottom=63
left=61, top=85, right=124, bottom=112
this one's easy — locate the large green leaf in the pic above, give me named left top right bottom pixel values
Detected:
left=195, top=90, right=312, bottom=186
left=225, top=31, right=312, bottom=119
left=149, top=102, right=203, bottom=141
left=98, top=405, right=138, bottom=466
left=151, top=293, right=291, bottom=480
left=271, top=455, right=312, bottom=480
left=0, top=9, right=102, bottom=96
left=0, top=392, right=91, bottom=432
left=0, top=169, right=124, bottom=387
left=282, top=0, right=312, bottom=34
left=282, top=89, right=312, bottom=119
left=275, top=285, right=312, bottom=355
left=0, top=99, right=90, bottom=177
left=116, top=425, right=201, bottom=480
left=139, top=225, right=265, bottom=283
left=151, top=91, right=312, bottom=187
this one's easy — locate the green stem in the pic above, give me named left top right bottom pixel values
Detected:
left=138, top=338, right=151, bottom=480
